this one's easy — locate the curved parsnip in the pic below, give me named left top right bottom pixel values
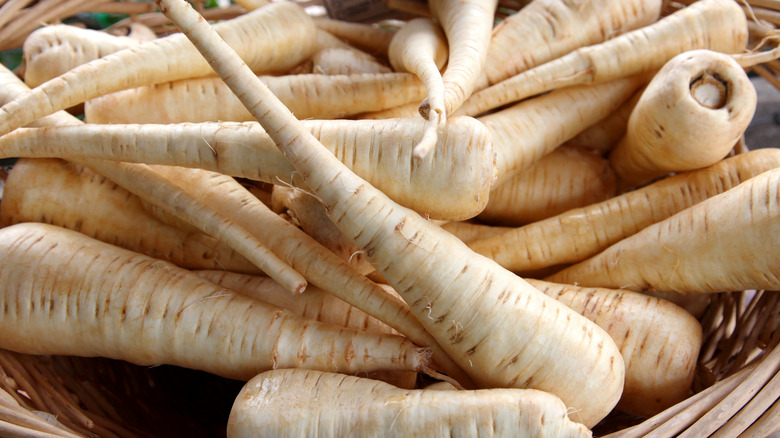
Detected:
left=0, top=1, right=318, bottom=137
left=157, top=0, right=625, bottom=426
left=485, top=0, right=662, bottom=85
left=427, top=0, right=498, bottom=117
left=609, top=49, right=757, bottom=188
left=457, top=0, right=748, bottom=117
left=468, top=149, right=780, bottom=274
left=388, top=18, right=448, bottom=158
left=85, top=73, right=427, bottom=123
left=0, top=158, right=261, bottom=274
left=527, top=279, right=702, bottom=417
left=0, top=223, right=430, bottom=380
left=546, top=167, right=780, bottom=293
left=228, top=369, right=592, bottom=437
left=0, top=117, right=495, bottom=221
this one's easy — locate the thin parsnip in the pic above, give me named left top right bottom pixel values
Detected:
left=0, top=1, right=318, bottom=137
left=84, top=72, right=427, bottom=123
left=0, top=158, right=261, bottom=274
left=546, top=167, right=780, bottom=293
left=146, top=166, right=474, bottom=387
left=0, top=222, right=430, bottom=380
left=485, top=0, right=662, bottom=85
left=227, top=369, right=591, bottom=438
left=388, top=17, right=448, bottom=158
left=478, top=146, right=617, bottom=226
left=609, top=49, right=758, bottom=188
left=468, top=148, right=780, bottom=273
left=0, top=117, right=495, bottom=221
left=480, top=74, right=646, bottom=186
left=158, top=0, right=625, bottom=426
left=426, top=0, right=498, bottom=118
left=81, top=158, right=307, bottom=295
left=194, top=270, right=397, bottom=336
left=457, top=0, right=748, bottom=117
left=527, top=279, right=702, bottom=417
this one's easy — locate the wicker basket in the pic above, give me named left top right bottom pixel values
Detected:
left=0, top=0, right=778, bottom=437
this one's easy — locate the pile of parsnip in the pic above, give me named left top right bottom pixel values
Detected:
left=0, top=0, right=778, bottom=436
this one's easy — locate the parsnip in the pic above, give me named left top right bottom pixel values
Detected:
left=469, top=149, right=780, bottom=273
left=547, top=167, right=780, bottom=293
left=0, top=223, right=430, bottom=380
left=609, top=49, right=758, bottom=188
left=227, top=369, right=591, bottom=438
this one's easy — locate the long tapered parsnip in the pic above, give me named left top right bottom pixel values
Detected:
left=457, top=0, right=748, bottom=117
left=0, top=1, right=318, bottom=137
left=480, top=74, right=646, bottom=186
left=84, top=72, right=427, bottom=123
left=546, top=167, right=780, bottom=293
left=146, top=166, right=474, bottom=387
left=468, top=148, right=780, bottom=273
left=194, top=270, right=397, bottom=335
left=0, top=117, right=494, bottom=221
left=0, top=222, right=430, bottom=380
left=478, top=146, right=617, bottom=226
left=485, top=0, right=662, bottom=85
left=227, top=369, right=592, bottom=438
left=526, top=279, right=702, bottom=417
left=388, top=17, right=448, bottom=158
left=609, top=49, right=758, bottom=188
left=157, top=0, right=625, bottom=426
left=80, top=158, right=306, bottom=295
left=0, top=158, right=261, bottom=274
left=22, top=24, right=146, bottom=88
left=427, top=0, right=498, bottom=117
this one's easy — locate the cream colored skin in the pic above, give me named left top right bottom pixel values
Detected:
left=468, top=149, right=780, bottom=274
left=0, top=117, right=495, bottom=221
left=547, top=167, right=780, bottom=293
left=0, top=158, right=261, bottom=274
left=428, top=0, right=498, bottom=116
left=154, top=0, right=625, bottom=426
left=84, top=73, right=427, bottom=123
left=478, top=146, right=617, bottom=226
left=479, top=75, right=645, bottom=186
left=227, top=369, right=592, bottom=438
left=527, top=279, right=702, bottom=417
left=457, top=0, right=748, bottom=117
left=0, top=223, right=430, bottom=380
left=388, top=17, right=448, bottom=158
left=0, top=1, right=319, bottom=137
left=609, top=50, right=758, bottom=188
left=145, top=166, right=474, bottom=387
left=485, top=0, right=662, bottom=85
left=23, top=24, right=145, bottom=87
left=194, top=270, right=397, bottom=336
